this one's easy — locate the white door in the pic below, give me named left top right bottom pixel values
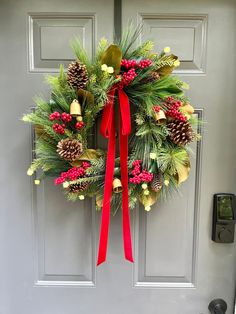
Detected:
left=1, top=0, right=236, bottom=313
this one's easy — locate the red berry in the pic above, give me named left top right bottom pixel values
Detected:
left=49, top=111, right=61, bottom=121
left=153, top=105, right=161, bottom=113
left=61, top=112, right=72, bottom=123
left=75, top=121, right=85, bottom=130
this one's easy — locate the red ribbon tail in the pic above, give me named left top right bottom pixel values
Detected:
left=97, top=88, right=134, bottom=265
left=97, top=102, right=116, bottom=266
left=119, top=90, right=134, bottom=263
left=120, top=131, right=134, bottom=263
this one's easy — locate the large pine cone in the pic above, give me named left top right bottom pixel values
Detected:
left=168, top=120, right=193, bottom=146
left=67, top=60, right=88, bottom=89
left=68, top=182, right=88, bottom=193
left=151, top=172, right=163, bottom=192
left=57, top=138, right=83, bottom=161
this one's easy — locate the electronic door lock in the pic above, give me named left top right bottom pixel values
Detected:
left=212, top=193, right=236, bottom=243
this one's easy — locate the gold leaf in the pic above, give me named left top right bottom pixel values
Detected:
left=175, top=160, right=191, bottom=185
left=96, top=194, right=103, bottom=209
left=181, top=103, right=194, bottom=115
left=71, top=149, right=104, bottom=166
left=100, top=44, right=122, bottom=74
left=139, top=190, right=160, bottom=207
left=77, top=89, right=94, bottom=106
left=34, top=124, right=44, bottom=137
left=157, top=54, right=178, bottom=76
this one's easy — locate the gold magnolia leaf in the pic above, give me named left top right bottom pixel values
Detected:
left=139, top=190, right=160, bottom=207
left=34, top=124, right=45, bottom=137
left=96, top=194, right=103, bottom=209
left=71, top=149, right=104, bottom=166
left=100, top=44, right=122, bottom=74
left=34, top=124, right=53, bottom=140
left=77, top=89, right=94, bottom=106
left=156, top=54, right=178, bottom=76
left=175, top=161, right=191, bottom=185
left=180, top=103, right=194, bottom=115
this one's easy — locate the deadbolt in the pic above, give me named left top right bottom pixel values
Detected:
left=212, top=194, right=236, bottom=243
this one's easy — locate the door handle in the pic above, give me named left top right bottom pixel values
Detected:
left=208, top=299, right=227, bottom=314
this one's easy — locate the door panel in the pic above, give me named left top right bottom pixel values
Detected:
left=35, top=179, right=95, bottom=285
left=134, top=131, right=201, bottom=288
left=140, top=14, right=207, bottom=74
left=29, top=13, right=96, bottom=72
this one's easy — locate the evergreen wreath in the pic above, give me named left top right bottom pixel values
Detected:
left=23, top=27, right=201, bottom=264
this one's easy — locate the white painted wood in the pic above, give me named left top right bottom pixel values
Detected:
left=0, top=0, right=236, bottom=313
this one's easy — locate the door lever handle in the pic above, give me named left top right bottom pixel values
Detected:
left=208, top=299, right=227, bottom=314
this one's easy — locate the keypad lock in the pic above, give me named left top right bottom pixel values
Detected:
left=212, top=193, right=236, bottom=243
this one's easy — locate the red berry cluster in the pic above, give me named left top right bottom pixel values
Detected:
left=120, top=58, right=152, bottom=86
left=121, top=59, right=137, bottom=68
left=121, top=59, right=152, bottom=69
left=52, top=123, right=66, bottom=135
left=49, top=111, right=61, bottom=120
left=153, top=105, right=161, bottom=113
left=75, top=121, right=85, bottom=130
left=122, top=68, right=137, bottom=85
left=49, top=111, right=85, bottom=134
left=54, top=162, right=91, bottom=185
left=61, top=112, right=72, bottom=123
left=137, top=59, right=152, bottom=69
left=50, top=111, right=73, bottom=135
left=165, top=97, right=187, bottom=122
left=129, top=160, right=153, bottom=184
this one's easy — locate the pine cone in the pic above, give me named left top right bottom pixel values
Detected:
left=168, top=120, right=193, bottom=146
left=57, top=138, right=83, bottom=161
left=149, top=71, right=160, bottom=81
left=143, top=71, right=160, bottom=83
left=67, top=60, right=88, bottom=89
left=68, top=182, right=88, bottom=193
left=151, top=172, right=163, bottom=192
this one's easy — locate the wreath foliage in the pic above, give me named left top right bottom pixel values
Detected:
left=23, top=27, right=201, bottom=214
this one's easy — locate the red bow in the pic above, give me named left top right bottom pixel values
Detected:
left=97, top=87, right=134, bottom=266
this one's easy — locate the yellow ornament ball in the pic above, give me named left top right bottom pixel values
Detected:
left=34, top=179, right=40, bottom=185
left=174, top=59, right=180, bottom=67
left=164, top=179, right=170, bottom=186
left=101, top=64, right=108, bottom=71
left=107, top=66, right=114, bottom=74
left=79, top=195, right=85, bottom=200
left=27, top=168, right=34, bottom=176
left=141, top=183, right=148, bottom=190
left=164, top=46, right=171, bottom=53
left=63, top=181, right=69, bottom=188
left=149, top=152, right=157, bottom=160
left=145, top=206, right=151, bottom=212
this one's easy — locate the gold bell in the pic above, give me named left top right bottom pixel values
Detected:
left=112, top=178, right=123, bottom=193
left=154, top=110, right=166, bottom=124
left=70, top=99, right=82, bottom=121
left=181, top=103, right=194, bottom=115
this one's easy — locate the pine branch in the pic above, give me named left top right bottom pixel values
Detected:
left=128, top=40, right=154, bottom=59
left=70, top=37, right=90, bottom=70
left=118, top=23, right=143, bottom=58
left=156, top=144, right=189, bottom=175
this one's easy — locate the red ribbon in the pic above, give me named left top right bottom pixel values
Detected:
left=97, top=87, right=134, bottom=266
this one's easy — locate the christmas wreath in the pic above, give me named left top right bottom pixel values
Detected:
left=23, top=28, right=200, bottom=265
